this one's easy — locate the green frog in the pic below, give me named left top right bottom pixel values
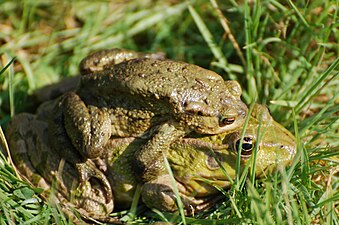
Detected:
left=56, top=49, right=248, bottom=180
left=6, top=104, right=295, bottom=221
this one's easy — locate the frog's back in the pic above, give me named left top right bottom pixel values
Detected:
left=113, top=58, right=224, bottom=95
left=80, top=58, right=227, bottom=113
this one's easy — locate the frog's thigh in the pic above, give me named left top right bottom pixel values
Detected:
left=62, top=92, right=111, bottom=158
left=133, top=123, right=185, bottom=181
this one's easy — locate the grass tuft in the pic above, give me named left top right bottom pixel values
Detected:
left=0, top=0, right=337, bottom=224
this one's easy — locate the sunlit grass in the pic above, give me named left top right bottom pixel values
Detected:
left=0, top=0, right=338, bottom=224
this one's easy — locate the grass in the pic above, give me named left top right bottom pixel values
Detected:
left=0, top=0, right=338, bottom=224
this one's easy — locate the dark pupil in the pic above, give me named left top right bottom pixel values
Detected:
left=220, top=117, right=235, bottom=126
left=235, top=137, right=253, bottom=156
left=242, top=143, right=253, bottom=150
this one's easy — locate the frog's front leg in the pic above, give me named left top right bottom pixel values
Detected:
left=62, top=91, right=112, bottom=159
left=133, top=123, right=186, bottom=181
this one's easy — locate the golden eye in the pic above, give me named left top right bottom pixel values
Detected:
left=219, top=116, right=235, bottom=126
left=234, top=137, right=254, bottom=157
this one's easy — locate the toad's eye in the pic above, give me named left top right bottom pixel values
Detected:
left=234, top=136, right=254, bottom=157
left=219, top=116, right=235, bottom=127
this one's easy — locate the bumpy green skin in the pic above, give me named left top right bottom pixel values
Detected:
left=6, top=104, right=295, bottom=219
left=59, top=49, right=248, bottom=181
left=79, top=48, right=166, bottom=74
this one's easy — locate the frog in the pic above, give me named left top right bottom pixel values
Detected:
left=6, top=103, right=295, bottom=221
left=56, top=48, right=248, bottom=181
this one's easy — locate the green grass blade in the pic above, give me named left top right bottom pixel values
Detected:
left=163, top=156, right=186, bottom=225
left=188, top=5, right=236, bottom=80
left=0, top=57, right=16, bottom=76
left=0, top=57, right=16, bottom=117
left=295, top=57, right=339, bottom=114
left=287, top=0, right=310, bottom=28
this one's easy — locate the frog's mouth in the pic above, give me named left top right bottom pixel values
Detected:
left=180, top=136, right=258, bottom=160
left=179, top=138, right=230, bottom=151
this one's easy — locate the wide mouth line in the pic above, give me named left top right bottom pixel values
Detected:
left=180, top=138, right=229, bottom=150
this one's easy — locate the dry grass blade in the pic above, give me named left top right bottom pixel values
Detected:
left=210, top=0, right=246, bottom=67
left=0, top=126, right=20, bottom=179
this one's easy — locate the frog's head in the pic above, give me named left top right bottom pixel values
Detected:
left=212, top=80, right=248, bottom=134
left=172, top=104, right=296, bottom=195
left=182, top=100, right=247, bottom=135
left=224, top=104, right=296, bottom=175
left=180, top=80, right=248, bottom=135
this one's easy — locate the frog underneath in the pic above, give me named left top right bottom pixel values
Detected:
left=7, top=104, right=295, bottom=221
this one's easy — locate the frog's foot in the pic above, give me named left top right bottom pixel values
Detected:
left=133, top=123, right=186, bottom=181
left=93, top=157, right=107, bottom=172
left=141, top=174, right=181, bottom=212
left=141, top=174, right=213, bottom=214
left=76, top=159, right=113, bottom=205
left=50, top=178, right=123, bottom=224
left=73, top=174, right=114, bottom=218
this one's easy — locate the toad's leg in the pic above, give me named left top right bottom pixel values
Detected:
left=61, top=91, right=112, bottom=159
left=133, top=123, right=186, bottom=182
left=48, top=101, right=114, bottom=204
left=79, top=48, right=165, bottom=74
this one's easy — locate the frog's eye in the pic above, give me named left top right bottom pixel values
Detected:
left=234, top=136, right=254, bottom=157
left=219, top=116, right=235, bottom=127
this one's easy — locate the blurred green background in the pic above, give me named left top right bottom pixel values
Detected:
left=0, top=0, right=337, bottom=224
